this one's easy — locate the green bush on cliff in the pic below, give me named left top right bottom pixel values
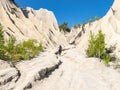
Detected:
left=95, top=16, right=100, bottom=21
left=86, top=30, right=115, bottom=64
left=6, top=38, right=43, bottom=62
left=17, top=39, right=43, bottom=60
left=0, top=26, right=8, bottom=60
left=59, top=22, right=70, bottom=32
left=0, top=26, right=43, bottom=62
left=87, top=30, right=105, bottom=58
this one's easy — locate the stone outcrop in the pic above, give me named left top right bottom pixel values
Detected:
left=68, top=0, right=120, bottom=72
left=69, top=0, right=120, bottom=57
left=0, top=0, right=120, bottom=90
left=0, top=52, right=61, bottom=90
left=0, top=60, right=18, bottom=90
left=0, top=0, right=67, bottom=48
left=30, top=49, right=120, bottom=90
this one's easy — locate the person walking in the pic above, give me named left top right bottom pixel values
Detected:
left=58, top=45, right=62, bottom=56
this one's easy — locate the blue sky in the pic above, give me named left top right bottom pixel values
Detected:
left=15, top=0, right=114, bottom=28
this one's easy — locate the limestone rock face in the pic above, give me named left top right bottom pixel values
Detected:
left=69, top=0, right=120, bottom=57
left=1, top=0, right=120, bottom=90
left=0, top=60, right=18, bottom=90
left=0, top=52, right=61, bottom=90
left=30, top=49, right=120, bottom=90
left=0, top=0, right=67, bottom=48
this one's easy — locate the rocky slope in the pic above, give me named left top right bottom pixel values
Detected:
left=0, top=0, right=120, bottom=90
left=1, top=47, right=120, bottom=90
left=68, top=0, right=120, bottom=71
left=69, top=0, right=120, bottom=57
left=0, top=51, right=62, bottom=90
left=30, top=49, right=120, bottom=90
left=0, top=0, right=67, bottom=48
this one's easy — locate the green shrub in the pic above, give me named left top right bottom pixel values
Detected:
left=86, top=30, right=115, bottom=64
left=103, top=53, right=111, bottom=64
left=77, top=23, right=81, bottom=28
left=59, top=22, right=70, bottom=32
left=10, top=10, right=15, bottom=14
left=73, top=25, right=78, bottom=29
left=21, top=39, right=43, bottom=59
left=0, top=26, right=7, bottom=60
left=0, top=25, right=43, bottom=62
left=73, top=23, right=81, bottom=29
left=89, top=16, right=92, bottom=24
left=95, top=16, right=100, bottom=21
left=9, top=39, right=43, bottom=61
left=6, top=35, right=16, bottom=60
left=86, top=30, right=105, bottom=58
left=86, top=31, right=96, bottom=57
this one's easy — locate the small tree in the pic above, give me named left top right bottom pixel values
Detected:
left=95, top=16, right=100, bottom=21
left=73, top=25, right=78, bottom=29
left=59, top=22, right=70, bottom=32
left=87, top=30, right=105, bottom=58
left=0, top=25, right=43, bottom=62
left=89, top=16, right=92, bottom=25
left=86, top=30, right=112, bottom=64
left=73, top=23, right=81, bottom=29
left=77, top=23, right=81, bottom=28
left=0, top=26, right=4, bottom=45
left=95, top=30, right=105, bottom=58
left=6, top=35, right=16, bottom=60
left=0, top=26, right=7, bottom=60
left=86, top=31, right=97, bottom=57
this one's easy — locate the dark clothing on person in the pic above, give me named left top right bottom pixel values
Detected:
left=111, top=8, right=115, bottom=15
left=58, top=45, right=62, bottom=55
left=82, top=24, right=85, bottom=33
